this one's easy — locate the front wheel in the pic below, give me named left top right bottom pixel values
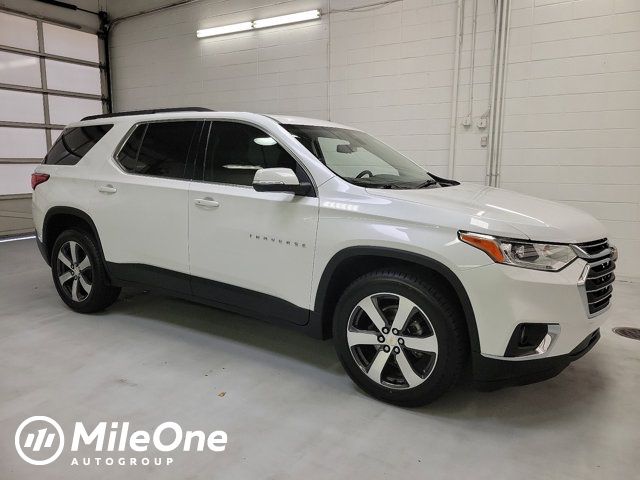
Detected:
left=333, top=270, right=468, bottom=407
left=51, top=229, right=120, bottom=313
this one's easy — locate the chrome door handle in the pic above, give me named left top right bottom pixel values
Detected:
left=98, top=184, right=117, bottom=194
left=194, top=197, right=220, bottom=208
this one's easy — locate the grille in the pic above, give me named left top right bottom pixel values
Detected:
left=575, top=238, right=608, bottom=257
left=574, top=239, right=615, bottom=316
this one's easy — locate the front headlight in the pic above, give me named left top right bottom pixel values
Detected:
left=459, top=231, right=577, bottom=271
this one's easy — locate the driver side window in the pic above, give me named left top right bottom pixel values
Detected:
left=203, top=122, right=310, bottom=186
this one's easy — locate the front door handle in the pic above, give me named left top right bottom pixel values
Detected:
left=98, top=184, right=117, bottom=194
left=194, top=197, right=220, bottom=208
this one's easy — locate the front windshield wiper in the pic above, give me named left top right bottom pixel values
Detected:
left=349, top=179, right=405, bottom=189
left=426, top=172, right=460, bottom=186
left=350, top=178, right=441, bottom=189
left=411, top=179, right=438, bottom=189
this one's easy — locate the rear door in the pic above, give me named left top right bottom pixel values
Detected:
left=91, top=120, right=203, bottom=293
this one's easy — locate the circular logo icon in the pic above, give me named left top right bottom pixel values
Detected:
left=15, top=416, right=65, bottom=466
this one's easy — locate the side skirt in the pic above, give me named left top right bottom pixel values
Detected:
left=106, top=262, right=325, bottom=337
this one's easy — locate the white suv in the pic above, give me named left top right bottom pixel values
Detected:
left=32, top=108, right=616, bottom=406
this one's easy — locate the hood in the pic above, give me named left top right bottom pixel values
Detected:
left=367, top=183, right=607, bottom=244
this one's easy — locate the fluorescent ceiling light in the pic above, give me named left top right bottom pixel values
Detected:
left=197, top=21, right=252, bottom=38
left=197, top=9, right=321, bottom=39
left=253, top=10, right=321, bottom=29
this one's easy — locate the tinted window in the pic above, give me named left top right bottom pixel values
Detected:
left=44, top=124, right=113, bottom=165
left=203, top=121, right=309, bottom=186
left=117, top=121, right=200, bottom=179
left=116, top=124, right=145, bottom=172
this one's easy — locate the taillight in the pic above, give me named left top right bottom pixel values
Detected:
left=31, top=173, right=50, bottom=190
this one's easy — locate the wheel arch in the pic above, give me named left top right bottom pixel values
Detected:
left=312, top=246, right=481, bottom=354
left=41, top=207, right=107, bottom=270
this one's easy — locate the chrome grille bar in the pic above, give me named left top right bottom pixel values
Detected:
left=574, top=238, right=615, bottom=317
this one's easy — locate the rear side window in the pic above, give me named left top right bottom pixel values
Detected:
left=44, top=124, right=113, bottom=165
left=116, top=121, right=200, bottom=180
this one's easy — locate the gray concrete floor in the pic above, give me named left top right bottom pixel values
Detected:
left=1, top=238, right=639, bottom=480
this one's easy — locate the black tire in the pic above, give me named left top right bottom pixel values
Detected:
left=333, top=269, right=468, bottom=407
left=51, top=229, right=120, bottom=313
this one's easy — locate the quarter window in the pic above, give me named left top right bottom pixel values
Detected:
left=44, top=124, right=112, bottom=165
left=203, top=121, right=309, bottom=186
left=116, top=124, right=144, bottom=172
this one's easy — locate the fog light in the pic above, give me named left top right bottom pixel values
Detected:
left=505, top=323, right=552, bottom=357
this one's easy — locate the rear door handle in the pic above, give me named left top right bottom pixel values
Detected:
left=98, top=184, right=117, bottom=194
left=194, top=197, right=220, bottom=208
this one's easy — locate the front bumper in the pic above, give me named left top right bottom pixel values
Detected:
left=473, top=329, right=600, bottom=390
left=458, top=258, right=610, bottom=357
left=457, top=257, right=610, bottom=387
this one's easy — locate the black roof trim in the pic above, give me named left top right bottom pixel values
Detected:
left=81, top=107, right=214, bottom=121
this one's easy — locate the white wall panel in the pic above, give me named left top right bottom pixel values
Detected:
left=48, top=95, right=102, bottom=125
left=0, top=128, right=46, bottom=158
left=500, top=0, right=640, bottom=279
left=0, top=12, right=38, bottom=51
left=0, top=164, right=36, bottom=195
left=0, top=51, right=41, bottom=87
left=43, top=22, right=99, bottom=62
left=0, top=90, right=44, bottom=123
left=45, top=59, right=101, bottom=95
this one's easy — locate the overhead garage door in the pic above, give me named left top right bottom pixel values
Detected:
left=0, top=9, right=105, bottom=236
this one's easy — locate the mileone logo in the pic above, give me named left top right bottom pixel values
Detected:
left=15, top=416, right=227, bottom=467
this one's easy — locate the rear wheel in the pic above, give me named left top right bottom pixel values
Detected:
left=333, top=270, right=467, bottom=406
left=51, top=229, right=120, bottom=313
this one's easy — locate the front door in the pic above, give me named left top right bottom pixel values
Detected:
left=188, top=121, right=319, bottom=324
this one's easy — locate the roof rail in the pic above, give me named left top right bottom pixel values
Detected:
left=81, top=107, right=214, bottom=121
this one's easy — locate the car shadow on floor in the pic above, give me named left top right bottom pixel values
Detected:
left=105, top=288, right=611, bottom=424
left=108, top=288, right=343, bottom=373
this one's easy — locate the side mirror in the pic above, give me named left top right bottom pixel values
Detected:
left=252, top=168, right=311, bottom=196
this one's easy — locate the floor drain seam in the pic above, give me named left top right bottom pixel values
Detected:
left=612, top=327, right=640, bottom=341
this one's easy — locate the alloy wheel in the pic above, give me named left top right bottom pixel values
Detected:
left=56, top=240, right=92, bottom=302
left=347, top=293, right=438, bottom=389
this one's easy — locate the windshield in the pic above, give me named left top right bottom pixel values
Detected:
left=282, top=124, right=440, bottom=189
